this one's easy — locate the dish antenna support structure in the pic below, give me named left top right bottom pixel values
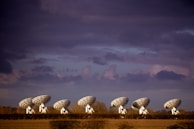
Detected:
left=131, top=97, right=150, bottom=117
left=111, top=97, right=128, bottom=118
left=19, top=97, right=35, bottom=114
left=77, top=96, right=96, bottom=114
left=32, top=95, right=51, bottom=114
left=164, top=99, right=181, bottom=116
left=53, top=99, right=71, bottom=114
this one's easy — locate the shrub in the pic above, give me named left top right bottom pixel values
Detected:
left=118, top=123, right=134, bottom=129
left=81, top=120, right=105, bottom=129
left=167, top=122, right=194, bottom=129
left=50, top=120, right=81, bottom=129
left=50, top=120, right=105, bottom=129
left=179, top=122, right=194, bottom=129
left=167, top=124, right=183, bottom=129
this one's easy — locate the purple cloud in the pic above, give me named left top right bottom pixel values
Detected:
left=0, top=0, right=194, bottom=110
left=32, top=66, right=53, bottom=73
left=155, top=70, right=186, bottom=80
left=0, top=59, right=12, bottom=74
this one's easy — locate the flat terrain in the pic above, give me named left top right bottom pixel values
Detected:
left=0, top=119, right=194, bottom=129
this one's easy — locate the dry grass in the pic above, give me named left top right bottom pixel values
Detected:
left=103, top=119, right=193, bottom=129
left=0, top=119, right=194, bottom=129
left=0, top=120, right=50, bottom=129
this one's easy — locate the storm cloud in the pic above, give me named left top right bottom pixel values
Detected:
left=0, top=0, right=194, bottom=110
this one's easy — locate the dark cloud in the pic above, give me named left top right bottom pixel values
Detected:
left=91, top=57, right=107, bottom=65
left=0, top=0, right=194, bottom=110
left=62, top=75, right=82, bottom=82
left=104, top=52, right=123, bottom=61
left=1, top=48, right=28, bottom=62
left=160, top=31, right=194, bottom=49
left=32, top=66, right=53, bottom=73
left=155, top=70, right=186, bottom=80
left=0, top=59, right=12, bottom=74
left=30, top=58, right=48, bottom=64
left=0, top=1, right=39, bottom=66
left=19, top=72, right=82, bottom=83
left=0, top=51, right=13, bottom=74
left=19, top=73, right=59, bottom=82
left=40, top=0, right=194, bottom=17
left=90, top=53, right=123, bottom=65
left=180, top=0, right=194, bottom=8
left=123, top=73, right=151, bottom=82
left=1, top=0, right=194, bottom=58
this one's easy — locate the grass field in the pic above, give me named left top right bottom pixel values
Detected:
left=0, top=119, right=194, bottom=129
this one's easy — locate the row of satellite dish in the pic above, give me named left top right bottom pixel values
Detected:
left=19, top=95, right=181, bottom=117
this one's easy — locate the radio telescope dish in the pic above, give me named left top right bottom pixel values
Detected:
left=32, top=95, right=51, bottom=105
left=77, top=96, right=96, bottom=107
left=19, top=98, right=33, bottom=109
left=111, top=97, right=129, bottom=107
left=53, top=99, right=71, bottom=110
left=164, top=99, right=181, bottom=110
left=131, top=97, right=150, bottom=109
left=131, top=97, right=150, bottom=117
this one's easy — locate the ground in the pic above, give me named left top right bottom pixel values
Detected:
left=0, top=119, right=194, bottom=129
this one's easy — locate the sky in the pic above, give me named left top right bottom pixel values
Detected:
left=0, top=0, right=194, bottom=111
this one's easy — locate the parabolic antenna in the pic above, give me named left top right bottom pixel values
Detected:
left=53, top=99, right=71, bottom=110
left=19, top=98, right=33, bottom=109
left=164, top=99, right=181, bottom=110
left=77, top=96, right=96, bottom=107
left=111, top=97, right=129, bottom=107
left=131, top=97, right=150, bottom=109
left=32, top=95, right=51, bottom=105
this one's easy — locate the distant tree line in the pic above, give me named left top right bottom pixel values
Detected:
left=1, top=101, right=194, bottom=119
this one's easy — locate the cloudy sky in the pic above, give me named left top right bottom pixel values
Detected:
left=1, top=0, right=194, bottom=111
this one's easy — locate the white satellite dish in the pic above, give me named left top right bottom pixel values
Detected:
left=77, top=96, right=96, bottom=114
left=111, top=97, right=128, bottom=117
left=32, top=95, right=51, bottom=105
left=131, top=97, right=150, bottom=116
left=32, top=95, right=51, bottom=114
left=19, top=97, right=35, bottom=114
left=111, top=97, right=129, bottom=107
left=77, top=96, right=96, bottom=107
left=164, top=99, right=181, bottom=116
left=19, top=97, right=33, bottom=109
left=53, top=99, right=71, bottom=110
left=131, top=97, right=150, bottom=110
left=164, top=99, right=181, bottom=110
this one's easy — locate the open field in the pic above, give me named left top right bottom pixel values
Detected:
left=0, top=119, right=194, bottom=129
